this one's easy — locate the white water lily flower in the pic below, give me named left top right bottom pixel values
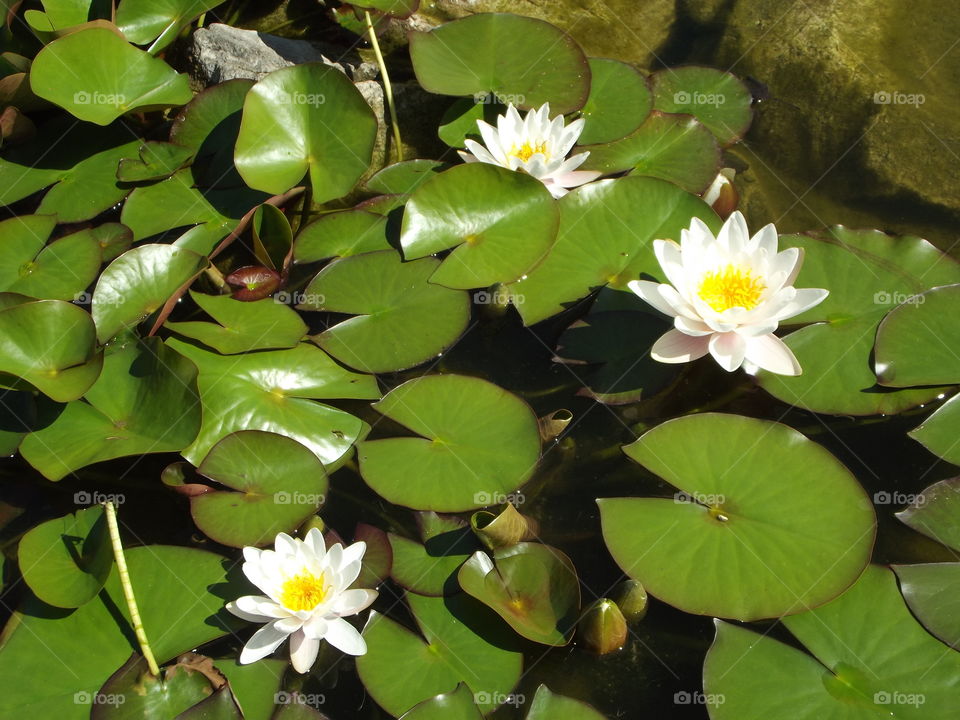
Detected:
left=458, top=103, right=601, bottom=198
left=226, top=529, right=377, bottom=672
left=628, top=211, right=828, bottom=376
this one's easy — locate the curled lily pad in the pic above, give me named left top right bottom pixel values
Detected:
left=893, top=563, right=960, bottom=647
left=650, top=66, right=752, bottom=145
left=193, top=431, right=328, bottom=548
left=470, top=503, right=538, bottom=551
left=294, top=209, right=390, bottom=263
left=250, top=203, right=292, bottom=272
left=166, top=291, right=307, bottom=355
left=167, top=338, right=380, bottom=468
left=388, top=512, right=480, bottom=596
left=0, top=299, right=102, bottom=402
left=92, top=243, right=208, bottom=342
left=458, top=542, right=580, bottom=645
left=400, top=163, right=560, bottom=289
left=359, top=374, right=541, bottom=511
left=234, top=63, right=378, bottom=200
left=357, top=592, right=523, bottom=716
left=577, top=58, right=651, bottom=145
left=19, top=338, right=200, bottom=481
left=599, top=413, right=876, bottom=620
left=704, top=566, right=960, bottom=719
left=116, top=0, right=222, bottom=52
left=17, top=505, right=111, bottom=608
left=30, top=27, right=193, bottom=125
left=757, top=227, right=960, bottom=415
left=895, top=478, right=960, bottom=551
left=302, top=250, right=471, bottom=374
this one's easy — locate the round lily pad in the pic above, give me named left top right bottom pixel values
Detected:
left=409, top=13, right=590, bottom=114
left=364, top=159, right=446, bottom=195
left=116, top=0, right=222, bottom=52
left=358, top=374, right=541, bottom=511
left=294, top=209, right=391, bottom=263
left=578, top=58, right=651, bottom=145
left=302, top=250, right=470, bottom=374
left=193, top=431, right=328, bottom=547
left=458, top=543, right=580, bottom=645
left=650, top=66, right=752, bottom=145
left=599, top=413, right=876, bottom=620
left=400, top=163, right=560, bottom=289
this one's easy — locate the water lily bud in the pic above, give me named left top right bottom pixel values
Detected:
left=702, top=168, right=738, bottom=219
left=609, top=579, right=648, bottom=623
left=578, top=598, right=627, bottom=654
left=225, top=265, right=281, bottom=301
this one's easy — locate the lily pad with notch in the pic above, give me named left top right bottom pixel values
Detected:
left=388, top=511, right=480, bottom=596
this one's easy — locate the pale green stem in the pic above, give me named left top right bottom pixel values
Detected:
left=104, top=501, right=161, bottom=677
left=364, top=10, right=403, bottom=162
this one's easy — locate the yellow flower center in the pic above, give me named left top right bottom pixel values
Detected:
left=279, top=572, right=329, bottom=612
left=510, top=141, right=549, bottom=162
left=697, top=265, right=766, bottom=312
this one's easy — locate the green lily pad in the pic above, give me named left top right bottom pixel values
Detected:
left=294, top=209, right=391, bottom=263
left=251, top=204, right=292, bottom=271
left=579, top=111, right=720, bottom=193
left=388, top=512, right=480, bottom=596
left=215, top=658, right=285, bottom=720
left=302, top=250, right=470, bottom=373
left=357, top=592, right=523, bottom=716
left=599, top=413, right=876, bottom=620
left=167, top=338, right=380, bottom=467
left=436, top=98, right=501, bottom=149
left=91, top=654, right=219, bottom=720
left=166, top=291, right=307, bottom=355
left=93, top=243, right=208, bottom=342
left=458, top=543, right=580, bottom=645
left=400, top=163, right=560, bottom=289
left=359, top=374, right=540, bottom=511
left=0, top=545, right=244, bottom=719
left=173, top=686, right=244, bottom=720
left=192, top=431, right=328, bottom=547
left=17, top=505, right=111, bottom=608
left=577, top=58, right=651, bottom=145
left=399, top=684, right=481, bottom=720
left=506, top=176, right=720, bottom=325
left=704, top=565, right=960, bottom=719
left=364, top=159, right=445, bottom=195
left=24, top=0, right=108, bottom=31
left=0, top=299, right=102, bottom=402
left=234, top=63, right=377, bottom=200
left=409, top=13, right=590, bottom=114
left=19, top=338, right=201, bottom=481
left=116, top=0, right=222, bottom=52
left=893, top=563, right=960, bottom=647
left=650, top=66, right=752, bottom=145
left=30, top=27, right=193, bottom=125
left=895, top=478, right=960, bottom=551
left=116, top=141, right=194, bottom=183
left=526, top=685, right=606, bottom=720
left=757, top=227, right=960, bottom=415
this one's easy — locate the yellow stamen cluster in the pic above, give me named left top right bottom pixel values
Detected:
left=279, top=572, right=329, bottom=612
left=510, top=141, right=549, bottom=162
left=698, top=265, right=766, bottom=312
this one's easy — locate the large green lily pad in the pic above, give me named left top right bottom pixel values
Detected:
left=578, top=58, right=651, bottom=145
left=599, top=413, right=876, bottom=620
left=294, top=210, right=391, bottom=263
left=357, top=592, right=523, bottom=716
left=758, top=227, right=960, bottom=415
left=192, top=431, right=328, bottom=547
left=358, top=374, right=540, bottom=511
left=704, top=565, right=960, bottom=719
left=650, top=66, right=752, bottom=145
left=116, top=0, right=222, bottom=52
left=400, top=163, right=560, bottom=289
left=302, top=250, right=470, bottom=374
left=409, top=13, right=590, bottom=114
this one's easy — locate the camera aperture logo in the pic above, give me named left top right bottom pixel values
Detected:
left=473, top=91, right=526, bottom=105
left=873, top=290, right=925, bottom=306
left=673, top=91, right=726, bottom=107
left=274, top=290, right=325, bottom=306
left=274, top=491, right=326, bottom=506
left=73, top=91, right=126, bottom=106
left=74, top=490, right=125, bottom=506
left=674, top=691, right=725, bottom=706
left=277, top=91, right=326, bottom=107
left=474, top=691, right=524, bottom=707
left=474, top=490, right=526, bottom=506
left=275, top=691, right=326, bottom=707
left=674, top=490, right=725, bottom=506
left=74, top=691, right=125, bottom=706
left=873, top=91, right=925, bottom=107
left=873, top=490, right=925, bottom=506
left=874, top=691, right=925, bottom=707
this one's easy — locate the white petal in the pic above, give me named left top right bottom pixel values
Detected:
left=544, top=182, right=569, bottom=198
left=650, top=329, right=711, bottom=363
left=461, top=142, right=498, bottom=166
left=332, top=588, right=378, bottom=616
left=716, top=211, right=749, bottom=254
left=653, top=240, right=688, bottom=295
left=524, top=155, right=549, bottom=179
left=458, top=150, right=480, bottom=164
left=242, top=546, right=262, bottom=564
left=748, top=222, right=778, bottom=257
left=340, top=541, right=367, bottom=570
left=733, top=319, right=779, bottom=337
left=274, top=533, right=298, bottom=556
left=227, top=600, right=274, bottom=624
left=675, top=315, right=713, bottom=336
left=323, top=617, right=367, bottom=656
left=336, top=559, right=363, bottom=589
left=303, top=528, right=326, bottom=558
left=628, top=280, right=678, bottom=317
left=477, top=120, right=506, bottom=159
left=658, top=284, right=701, bottom=320
left=708, top=332, right=747, bottom=372
left=743, top=334, right=801, bottom=375
left=556, top=117, right=585, bottom=156
left=325, top=543, right=343, bottom=573
left=549, top=169, right=601, bottom=190
left=238, top=621, right=291, bottom=664
left=551, top=151, right=589, bottom=175
left=302, top=614, right=329, bottom=640
left=770, top=287, right=829, bottom=322
left=289, top=630, right=321, bottom=674
left=234, top=595, right=288, bottom=620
